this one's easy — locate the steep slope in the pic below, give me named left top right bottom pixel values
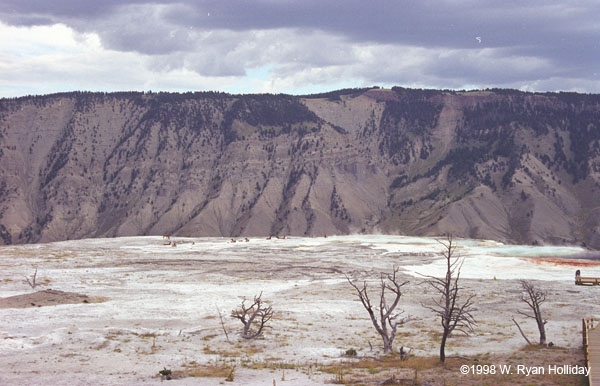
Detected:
left=1, top=88, right=599, bottom=247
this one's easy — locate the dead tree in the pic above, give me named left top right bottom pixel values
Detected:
left=516, top=280, right=547, bottom=345
left=346, top=266, right=410, bottom=354
left=231, top=292, right=273, bottom=339
left=25, top=268, right=38, bottom=289
left=420, top=235, right=476, bottom=363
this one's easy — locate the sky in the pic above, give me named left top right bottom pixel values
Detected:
left=1, top=0, right=599, bottom=97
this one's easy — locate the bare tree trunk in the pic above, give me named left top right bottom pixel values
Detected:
left=440, top=331, right=448, bottom=363
left=537, top=321, right=546, bottom=345
left=382, top=336, right=391, bottom=354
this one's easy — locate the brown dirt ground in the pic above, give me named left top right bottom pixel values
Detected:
left=319, top=345, right=588, bottom=385
left=0, top=289, right=105, bottom=308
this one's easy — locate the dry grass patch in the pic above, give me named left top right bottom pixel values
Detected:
left=315, top=348, right=588, bottom=386
left=239, top=345, right=263, bottom=355
left=155, top=362, right=234, bottom=380
left=180, top=361, right=233, bottom=378
left=319, top=354, right=445, bottom=375
left=202, top=345, right=241, bottom=357
left=243, top=360, right=275, bottom=370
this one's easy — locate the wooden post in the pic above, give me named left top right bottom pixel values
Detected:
left=583, top=319, right=585, bottom=347
left=583, top=317, right=595, bottom=368
left=583, top=319, right=588, bottom=366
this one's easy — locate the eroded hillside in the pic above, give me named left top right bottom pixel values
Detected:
left=1, top=88, right=599, bottom=247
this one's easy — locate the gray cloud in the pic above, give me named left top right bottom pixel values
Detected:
left=0, top=0, right=599, bottom=94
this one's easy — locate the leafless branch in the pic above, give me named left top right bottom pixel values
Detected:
left=512, top=317, right=532, bottom=345
left=25, top=268, right=38, bottom=289
left=216, top=306, right=231, bottom=343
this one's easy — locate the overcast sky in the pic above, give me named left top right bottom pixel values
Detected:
left=1, top=0, right=599, bottom=97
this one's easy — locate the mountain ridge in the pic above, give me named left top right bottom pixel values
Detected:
left=1, top=87, right=599, bottom=248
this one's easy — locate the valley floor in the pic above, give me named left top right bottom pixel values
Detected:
left=0, top=235, right=598, bottom=385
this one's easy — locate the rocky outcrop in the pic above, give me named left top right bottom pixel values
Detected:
left=1, top=88, right=599, bottom=247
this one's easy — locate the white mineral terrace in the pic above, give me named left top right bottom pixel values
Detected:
left=0, top=235, right=598, bottom=385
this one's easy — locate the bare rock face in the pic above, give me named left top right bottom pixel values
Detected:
left=1, top=88, right=600, bottom=248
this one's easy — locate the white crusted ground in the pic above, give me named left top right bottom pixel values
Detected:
left=0, top=235, right=598, bottom=385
